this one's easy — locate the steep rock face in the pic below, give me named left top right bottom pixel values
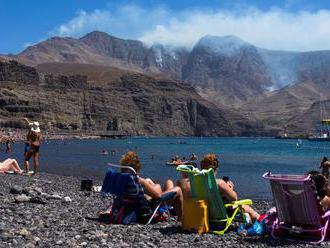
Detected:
left=182, top=35, right=273, bottom=106
left=80, top=31, right=149, bottom=69
left=10, top=31, right=330, bottom=135
left=0, top=60, right=263, bottom=136
left=0, top=60, right=39, bottom=84
left=286, top=99, right=330, bottom=136
left=242, top=80, right=330, bottom=135
left=296, top=51, right=330, bottom=85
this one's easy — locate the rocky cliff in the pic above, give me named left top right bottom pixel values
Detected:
left=0, top=60, right=266, bottom=136
left=6, top=31, right=330, bottom=135
left=182, top=35, right=273, bottom=106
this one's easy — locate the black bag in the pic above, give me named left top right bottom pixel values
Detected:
left=81, top=179, right=93, bottom=191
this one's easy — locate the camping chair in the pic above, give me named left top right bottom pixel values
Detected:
left=263, top=172, right=330, bottom=244
left=177, top=164, right=252, bottom=234
left=101, top=163, right=176, bottom=225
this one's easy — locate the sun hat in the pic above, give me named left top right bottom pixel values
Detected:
left=29, top=121, right=40, bottom=133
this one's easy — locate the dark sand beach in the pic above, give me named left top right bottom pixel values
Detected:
left=0, top=173, right=320, bottom=247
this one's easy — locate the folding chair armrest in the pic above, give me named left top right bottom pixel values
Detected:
left=322, top=210, right=330, bottom=219
left=225, top=199, right=253, bottom=208
left=176, top=164, right=198, bottom=173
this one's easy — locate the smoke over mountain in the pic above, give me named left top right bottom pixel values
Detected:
left=48, top=5, right=330, bottom=52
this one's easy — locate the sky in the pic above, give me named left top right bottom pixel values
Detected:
left=2, top=0, right=330, bottom=54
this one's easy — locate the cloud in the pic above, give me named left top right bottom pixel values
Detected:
left=23, top=42, right=33, bottom=48
left=52, top=5, right=330, bottom=51
left=51, top=5, right=169, bottom=40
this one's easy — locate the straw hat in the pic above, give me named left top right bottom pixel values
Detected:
left=29, top=121, right=40, bottom=133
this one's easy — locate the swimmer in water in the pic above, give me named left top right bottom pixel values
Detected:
left=101, top=150, right=109, bottom=155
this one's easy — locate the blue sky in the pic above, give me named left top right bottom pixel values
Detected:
left=1, top=0, right=330, bottom=53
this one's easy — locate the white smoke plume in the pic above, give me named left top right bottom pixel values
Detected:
left=52, top=4, right=330, bottom=51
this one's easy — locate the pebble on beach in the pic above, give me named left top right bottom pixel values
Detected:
left=0, top=173, right=324, bottom=247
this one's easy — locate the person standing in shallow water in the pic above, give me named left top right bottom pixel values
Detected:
left=320, top=157, right=330, bottom=179
left=23, top=118, right=42, bottom=175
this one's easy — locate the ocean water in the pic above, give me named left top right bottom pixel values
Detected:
left=3, top=137, right=330, bottom=200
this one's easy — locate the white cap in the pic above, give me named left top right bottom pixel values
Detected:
left=29, top=121, right=40, bottom=133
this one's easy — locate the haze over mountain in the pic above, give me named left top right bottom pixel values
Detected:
left=3, top=30, right=330, bottom=135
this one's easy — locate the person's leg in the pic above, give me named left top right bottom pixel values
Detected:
left=24, top=152, right=32, bottom=173
left=0, top=160, right=11, bottom=172
left=2, top=158, right=11, bottom=164
left=176, top=178, right=191, bottom=199
left=10, top=159, right=22, bottom=173
left=145, top=178, right=162, bottom=194
left=33, top=152, right=39, bottom=175
left=163, top=186, right=183, bottom=221
left=145, top=178, right=156, bottom=185
left=242, top=205, right=260, bottom=221
left=164, top=179, right=174, bottom=191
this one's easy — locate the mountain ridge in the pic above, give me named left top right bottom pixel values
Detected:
left=3, top=31, right=330, bottom=135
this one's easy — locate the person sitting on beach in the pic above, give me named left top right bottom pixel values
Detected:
left=177, top=153, right=260, bottom=221
left=319, top=157, right=330, bottom=179
left=308, top=171, right=330, bottom=210
left=0, top=159, right=23, bottom=174
left=23, top=118, right=42, bottom=175
left=121, top=151, right=183, bottom=220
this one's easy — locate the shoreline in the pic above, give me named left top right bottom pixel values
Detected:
left=0, top=172, right=320, bottom=247
left=0, top=128, right=308, bottom=141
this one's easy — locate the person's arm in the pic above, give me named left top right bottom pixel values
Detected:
left=22, top=118, right=31, bottom=125
left=218, top=179, right=238, bottom=201
left=325, top=161, right=330, bottom=168
left=320, top=196, right=330, bottom=210
left=139, top=177, right=162, bottom=199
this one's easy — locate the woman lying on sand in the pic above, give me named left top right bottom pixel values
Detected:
left=177, top=153, right=260, bottom=221
left=0, top=159, right=23, bottom=174
left=120, top=151, right=183, bottom=220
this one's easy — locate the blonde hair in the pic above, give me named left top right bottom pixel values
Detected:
left=200, top=154, right=219, bottom=171
left=120, top=151, right=141, bottom=173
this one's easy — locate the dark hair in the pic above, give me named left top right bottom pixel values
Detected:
left=222, top=176, right=229, bottom=182
left=308, top=171, right=327, bottom=198
left=320, top=157, right=329, bottom=168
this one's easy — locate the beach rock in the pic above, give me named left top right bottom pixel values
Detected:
left=19, top=228, right=29, bottom=237
left=24, top=243, right=35, bottom=248
left=56, top=240, right=63, bottom=245
left=47, top=194, right=62, bottom=200
left=63, top=196, right=72, bottom=203
left=1, top=172, right=325, bottom=248
left=14, top=194, right=31, bottom=203
left=0, top=231, right=13, bottom=241
left=33, top=237, right=40, bottom=243
left=29, top=196, right=47, bottom=205
left=10, top=186, right=23, bottom=194
left=33, top=187, right=43, bottom=194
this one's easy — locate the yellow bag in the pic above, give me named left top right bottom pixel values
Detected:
left=182, top=198, right=209, bottom=233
